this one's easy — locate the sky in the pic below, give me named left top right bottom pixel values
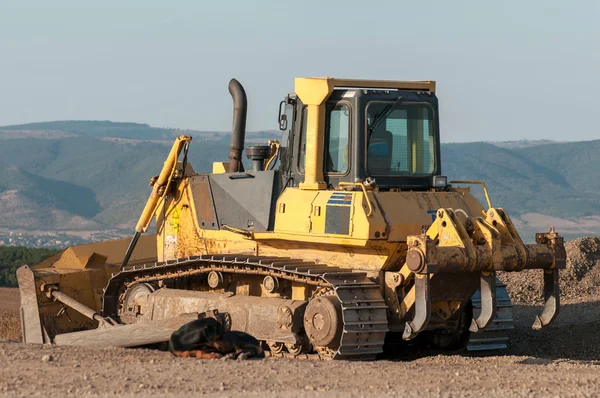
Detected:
left=0, top=0, right=598, bottom=142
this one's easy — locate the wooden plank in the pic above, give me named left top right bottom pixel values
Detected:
left=53, top=313, right=199, bottom=347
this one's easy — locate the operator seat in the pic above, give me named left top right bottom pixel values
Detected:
left=367, top=128, right=394, bottom=174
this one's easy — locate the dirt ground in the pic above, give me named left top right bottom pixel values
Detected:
left=0, top=288, right=20, bottom=311
left=0, top=288, right=21, bottom=341
left=2, top=238, right=600, bottom=397
left=2, top=300, right=600, bottom=397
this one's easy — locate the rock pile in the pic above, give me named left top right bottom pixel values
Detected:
left=500, top=236, right=600, bottom=304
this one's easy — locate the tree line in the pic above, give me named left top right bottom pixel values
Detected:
left=0, top=246, right=60, bottom=287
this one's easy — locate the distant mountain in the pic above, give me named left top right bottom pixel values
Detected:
left=0, top=120, right=281, bottom=143
left=0, top=120, right=597, bottom=242
left=487, top=139, right=558, bottom=149
left=0, top=168, right=103, bottom=231
left=0, top=134, right=235, bottom=231
left=0, top=120, right=175, bottom=140
left=443, top=140, right=600, bottom=239
left=443, top=141, right=600, bottom=218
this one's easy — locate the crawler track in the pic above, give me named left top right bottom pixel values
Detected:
left=102, top=255, right=388, bottom=360
left=468, top=280, right=514, bottom=351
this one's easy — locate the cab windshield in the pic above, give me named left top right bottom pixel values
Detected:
left=366, top=102, right=436, bottom=177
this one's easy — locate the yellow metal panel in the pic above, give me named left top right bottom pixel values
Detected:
left=266, top=188, right=388, bottom=242
left=294, top=78, right=334, bottom=190
left=294, top=78, right=335, bottom=106
left=46, top=235, right=157, bottom=270
left=349, top=191, right=388, bottom=240
left=157, top=182, right=258, bottom=261
left=274, top=188, right=318, bottom=234
left=253, top=231, right=368, bottom=246
left=309, top=192, right=327, bottom=234
left=375, top=191, right=485, bottom=242
left=291, top=283, right=309, bottom=301
left=258, top=239, right=396, bottom=273
left=212, top=162, right=229, bottom=174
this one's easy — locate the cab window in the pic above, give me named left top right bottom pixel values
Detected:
left=366, top=103, right=435, bottom=176
left=298, top=107, right=308, bottom=171
left=325, top=103, right=350, bottom=174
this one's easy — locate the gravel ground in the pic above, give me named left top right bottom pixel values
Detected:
left=1, top=337, right=600, bottom=397
left=2, top=237, right=600, bottom=397
left=2, top=297, right=600, bottom=397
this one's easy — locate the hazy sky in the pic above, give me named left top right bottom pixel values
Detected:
left=1, top=1, right=598, bottom=142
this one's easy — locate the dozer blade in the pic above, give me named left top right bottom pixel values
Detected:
left=532, top=268, right=560, bottom=330
left=402, top=274, right=431, bottom=340
left=16, top=235, right=158, bottom=343
left=469, top=272, right=497, bottom=332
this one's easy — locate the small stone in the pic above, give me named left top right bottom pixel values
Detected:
left=149, top=359, right=155, bottom=364
left=73, top=363, right=80, bottom=368
left=139, top=383, right=145, bottom=389
left=41, top=355, right=53, bottom=362
left=305, top=385, right=314, bottom=391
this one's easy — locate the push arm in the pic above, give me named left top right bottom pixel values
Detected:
left=120, top=135, right=192, bottom=271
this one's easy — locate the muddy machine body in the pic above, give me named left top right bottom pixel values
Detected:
left=18, top=78, right=565, bottom=359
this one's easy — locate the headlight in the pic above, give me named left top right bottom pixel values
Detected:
left=433, top=175, right=447, bottom=188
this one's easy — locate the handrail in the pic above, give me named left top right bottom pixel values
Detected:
left=450, top=180, right=493, bottom=209
left=338, top=182, right=374, bottom=217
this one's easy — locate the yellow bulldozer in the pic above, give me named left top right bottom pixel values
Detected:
left=17, top=77, right=566, bottom=360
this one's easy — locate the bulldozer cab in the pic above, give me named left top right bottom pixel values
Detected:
left=279, top=78, right=443, bottom=191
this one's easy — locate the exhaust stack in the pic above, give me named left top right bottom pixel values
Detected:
left=228, top=78, right=247, bottom=173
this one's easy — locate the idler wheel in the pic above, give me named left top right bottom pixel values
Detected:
left=304, top=295, right=343, bottom=348
left=122, top=283, right=156, bottom=311
left=263, top=275, right=280, bottom=293
left=207, top=271, right=224, bottom=289
left=119, top=283, right=157, bottom=323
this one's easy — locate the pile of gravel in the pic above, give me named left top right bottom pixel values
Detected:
left=500, top=236, right=600, bottom=305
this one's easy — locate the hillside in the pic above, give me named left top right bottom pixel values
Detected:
left=0, top=135, right=233, bottom=231
left=443, top=141, right=600, bottom=218
left=0, top=121, right=598, bottom=243
left=443, top=140, right=600, bottom=239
